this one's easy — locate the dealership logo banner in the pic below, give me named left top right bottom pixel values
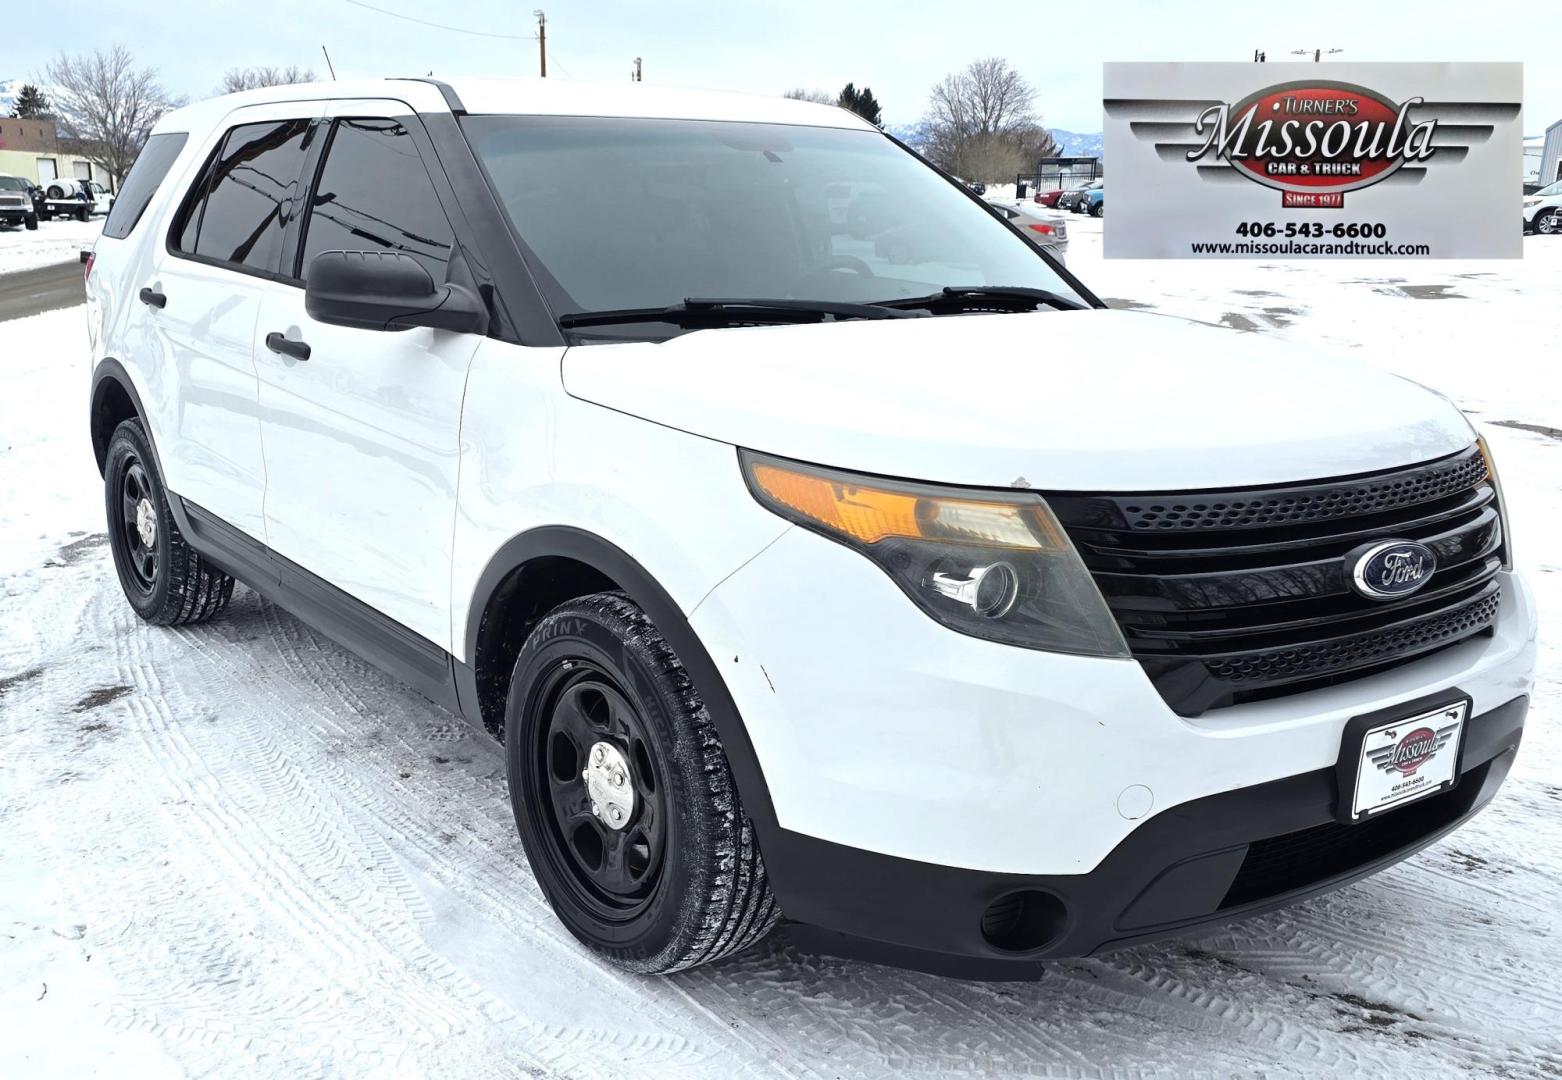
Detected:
left=1103, top=63, right=1522, bottom=259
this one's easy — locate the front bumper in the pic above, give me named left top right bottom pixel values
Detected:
left=773, top=694, right=1525, bottom=978
left=690, top=522, right=1536, bottom=976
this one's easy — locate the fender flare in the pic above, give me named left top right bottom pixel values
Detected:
left=459, top=525, right=781, bottom=840
left=90, top=357, right=160, bottom=479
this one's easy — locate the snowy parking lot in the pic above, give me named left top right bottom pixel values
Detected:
left=0, top=217, right=103, bottom=276
left=2, top=222, right=1559, bottom=1078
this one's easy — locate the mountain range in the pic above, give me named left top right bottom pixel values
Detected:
left=0, top=79, right=27, bottom=116
left=1047, top=129, right=1103, bottom=157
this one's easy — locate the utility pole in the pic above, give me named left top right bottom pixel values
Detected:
left=535, top=10, right=547, bottom=77
left=632, top=57, right=642, bottom=82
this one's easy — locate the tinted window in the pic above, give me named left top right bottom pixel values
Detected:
left=299, top=118, right=453, bottom=282
left=464, top=116, right=1082, bottom=330
left=182, top=120, right=312, bottom=273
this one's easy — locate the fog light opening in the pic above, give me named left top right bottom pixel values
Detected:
left=980, top=890, right=1068, bottom=953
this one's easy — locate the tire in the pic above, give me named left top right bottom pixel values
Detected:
left=1538, top=210, right=1559, bottom=236
left=104, top=418, right=236, bottom=626
left=506, top=591, right=779, bottom=973
left=1091, top=202, right=1104, bottom=218
left=25, top=213, right=38, bottom=231
left=77, top=206, right=89, bottom=222
left=47, top=184, right=66, bottom=199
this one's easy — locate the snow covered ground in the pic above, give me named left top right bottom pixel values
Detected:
left=0, top=217, right=104, bottom=276
left=1, top=226, right=1560, bottom=1077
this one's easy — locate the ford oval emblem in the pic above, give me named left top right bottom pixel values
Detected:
left=1347, top=540, right=1438, bottom=601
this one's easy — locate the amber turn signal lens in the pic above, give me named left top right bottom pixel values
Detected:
left=745, top=458, right=1063, bottom=550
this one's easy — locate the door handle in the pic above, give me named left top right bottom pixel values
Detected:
left=265, top=332, right=311, bottom=362
left=138, top=287, right=166, bottom=309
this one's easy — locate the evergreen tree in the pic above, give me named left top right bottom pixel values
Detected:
left=837, top=83, right=883, bottom=127
left=11, top=83, right=51, bottom=119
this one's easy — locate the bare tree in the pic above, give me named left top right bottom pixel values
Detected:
left=920, top=58, right=1058, bottom=181
left=218, top=65, right=318, bottom=95
left=782, top=88, right=835, bottom=105
left=44, top=46, right=176, bottom=186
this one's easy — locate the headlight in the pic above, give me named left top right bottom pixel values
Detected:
left=740, top=451, right=1129, bottom=657
left=1477, top=436, right=1513, bottom=570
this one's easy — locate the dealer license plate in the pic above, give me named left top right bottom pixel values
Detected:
left=1348, top=700, right=1467, bottom=819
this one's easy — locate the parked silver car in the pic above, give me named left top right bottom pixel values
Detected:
left=988, top=203, right=1069, bottom=262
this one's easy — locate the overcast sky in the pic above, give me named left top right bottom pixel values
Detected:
left=6, top=0, right=1559, bottom=133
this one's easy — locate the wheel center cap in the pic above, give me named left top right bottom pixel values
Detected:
left=582, top=741, right=634, bottom=830
left=135, top=498, right=157, bottom=547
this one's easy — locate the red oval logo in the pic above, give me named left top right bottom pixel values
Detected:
left=1391, top=726, right=1438, bottom=775
left=1188, top=81, right=1439, bottom=196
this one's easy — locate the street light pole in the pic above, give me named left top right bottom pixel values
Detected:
left=535, top=10, right=547, bottom=77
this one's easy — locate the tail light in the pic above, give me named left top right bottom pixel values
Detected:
left=81, top=250, right=95, bottom=281
left=1027, top=223, right=1056, bottom=235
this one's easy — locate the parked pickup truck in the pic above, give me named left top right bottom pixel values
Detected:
left=0, top=173, right=40, bottom=230
left=44, top=177, right=113, bottom=220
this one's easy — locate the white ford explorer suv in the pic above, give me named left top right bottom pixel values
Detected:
left=85, top=78, right=1536, bottom=978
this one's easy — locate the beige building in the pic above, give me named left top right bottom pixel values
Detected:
left=0, top=116, right=111, bottom=188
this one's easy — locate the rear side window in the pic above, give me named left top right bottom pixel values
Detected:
left=103, top=133, right=188, bottom=238
left=175, top=119, right=313, bottom=274
left=298, top=118, right=453, bottom=282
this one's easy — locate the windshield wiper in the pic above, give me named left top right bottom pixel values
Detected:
left=869, top=286, right=1087, bottom=314
left=557, top=297, right=923, bottom=330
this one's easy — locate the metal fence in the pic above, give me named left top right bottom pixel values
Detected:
left=1016, top=157, right=1103, bottom=194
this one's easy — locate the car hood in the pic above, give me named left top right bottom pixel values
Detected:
left=561, top=309, right=1475, bottom=492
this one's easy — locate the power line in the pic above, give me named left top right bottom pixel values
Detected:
left=341, top=0, right=538, bottom=41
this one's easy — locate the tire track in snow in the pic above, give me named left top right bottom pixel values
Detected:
left=98, top=587, right=503, bottom=1071
left=163, top=589, right=790, bottom=1078
left=9, top=553, right=1562, bottom=1079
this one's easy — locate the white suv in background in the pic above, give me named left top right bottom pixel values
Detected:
left=84, top=78, right=1535, bottom=978
left=1523, top=178, right=1561, bottom=234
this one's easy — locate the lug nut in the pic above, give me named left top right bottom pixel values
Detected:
left=609, top=807, right=623, bottom=822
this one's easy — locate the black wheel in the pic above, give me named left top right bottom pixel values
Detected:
left=104, top=418, right=235, bottom=626
left=1091, top=202, right=1104, bottom=218
left=506, top=592, right=779, bottom=973
left=77, top=206, right=89, bottom=222
left=1538, top=210, right=1559, bottom=236
left=24, top=213, right=38, bottom=231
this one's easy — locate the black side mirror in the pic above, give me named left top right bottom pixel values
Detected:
left=304, top=250, right=488, bottom=335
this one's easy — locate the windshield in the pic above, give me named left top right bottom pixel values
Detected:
left=463, top=116, right=1087, bottom=337
left=0, top=177, right=29, bottom=192
left=1537, top=180, right=1562, bottom=197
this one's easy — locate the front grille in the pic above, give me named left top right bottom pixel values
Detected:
left=1220, top=781, right=1469, bottom=909
left=0, top=195, right=26, bottom=209
left=1049, top=446, right=1505, bottom=715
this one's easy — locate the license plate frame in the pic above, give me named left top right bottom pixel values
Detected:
left=1335, top=691, right=1470, bottom=824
